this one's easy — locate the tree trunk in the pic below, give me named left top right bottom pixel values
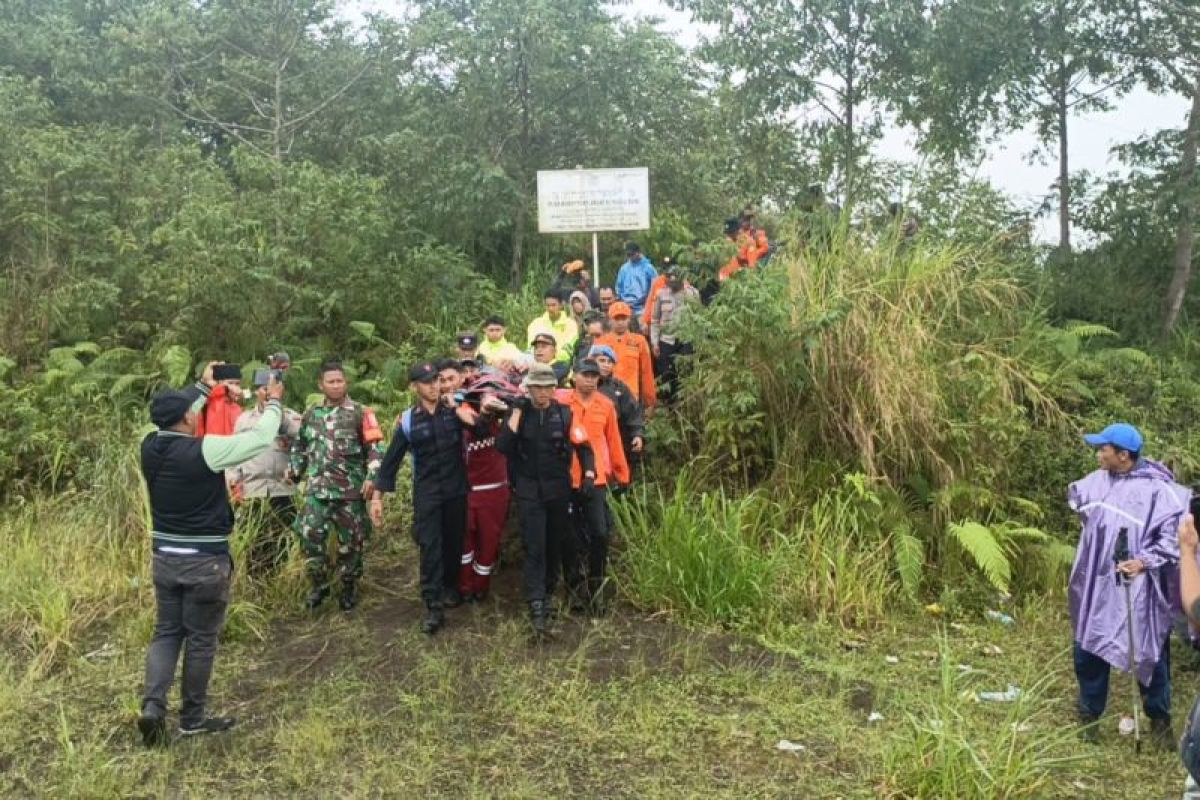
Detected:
left=1161, top=75, right=1200, bottom=339
left=842, top=5, right=856, bottom=209
left=273, top=54, right=286, bottom=244
left=510, top=20, right=533, bottom=292
left=1057, top=63, right=1071, bottom=255
left=511, top=197, right=526, bottom=292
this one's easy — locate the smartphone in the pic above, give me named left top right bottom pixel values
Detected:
left=254, top=368, right=283, bottom=386
left=1191, top=494, right=1200, bottom=519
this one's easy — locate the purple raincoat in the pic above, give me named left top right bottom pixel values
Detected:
left=1068, top=459, right=1188, bottom=685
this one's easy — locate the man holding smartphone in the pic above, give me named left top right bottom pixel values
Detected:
left=1068, top=423, right=1189, bottom=746
left=138, top=364, right=285, bottom=746
left=228, top=369, right=303, bottom=573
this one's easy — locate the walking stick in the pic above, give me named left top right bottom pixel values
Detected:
left=1114, top=527, right=1142, bottom=754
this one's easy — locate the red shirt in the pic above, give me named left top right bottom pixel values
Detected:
left=465, top=418, right=508, bottom=488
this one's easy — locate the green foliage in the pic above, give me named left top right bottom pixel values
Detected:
left=947, top=521, right=1013, bottom=595
left=893, top=528, right=925, bottom=600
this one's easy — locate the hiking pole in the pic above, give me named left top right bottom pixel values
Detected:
left=1114, top=527, right=1142, bottom=754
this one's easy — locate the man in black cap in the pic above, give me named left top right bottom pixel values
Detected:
left=137, top=361, right=285, bottom=747
left=456, top=332, right=480, bottom=364
left=376, top=361, right=494, bottom=634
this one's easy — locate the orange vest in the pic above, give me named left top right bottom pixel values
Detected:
left=640, top=274, right=670, bottom=329
left=719, top=227, right=769, bottom=281
left=594, top=331, right=657, bottom=407
left=555, top=390, right=630, bottom=488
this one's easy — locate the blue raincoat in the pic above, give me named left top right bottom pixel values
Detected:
left=1067, top=459, right=1188, bottom=685
left=615, top=256, right=657, bottom=316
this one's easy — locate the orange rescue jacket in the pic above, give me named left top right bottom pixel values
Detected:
left=555, top=389, right=629, bottom=488
left=595, top=331, right=657, bottom=407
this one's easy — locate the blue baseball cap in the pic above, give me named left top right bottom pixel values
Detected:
left=1084, top=423, right=1143, bottom=454
left=589, top=344, right=618, bottom=364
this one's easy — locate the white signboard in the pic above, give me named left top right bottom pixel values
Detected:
left=536, top=168, right=650, bottom=233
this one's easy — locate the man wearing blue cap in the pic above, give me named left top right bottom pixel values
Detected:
left=1069, top=422, right=1189, bottom=745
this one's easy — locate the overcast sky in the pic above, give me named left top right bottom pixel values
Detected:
left=348, top=0, right=1192, bottom=241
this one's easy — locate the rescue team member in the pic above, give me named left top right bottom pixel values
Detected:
left=573, top=310, right=607, bottom=365
left=137, top=363, right=285, bottom=747
left=615, top=242, right=657, bottom=326
left=458, top=375, right=513, bottom=603
left=456, top=331, right=481, bottom=364
left=560, top=358, right=629, bottom=613
left=639, top=256, right=675, bottom=342
left=596, top=302, right=657, bottom=408
left=649, top=264, right=701, bottom=404
left=531, top=332, right=569, bottom=385
left=739, top=208, right=770, bottom=264
left=526, top=289, right=578, bottom=364
left=1068, top=423, right=1187, bottom=746
left=227, top=370, right=303, bottom=573
left=196, top=363, right=244, bottom=436
left=289, top=361, right=386, bottom=613
left=719, top=211, right=770, bottom=282
left=590, top=345, right=645, bottom=476
left=437, top=358, right=465, bottom=397
left=497, top=363, right=596, bottom=636
left=597, top=286, right=617, bottom=316
left=478, top=315, right=526, bottom=372
left=551, top=259, right=600, bottom=307
left=376, top=362, right=491, bottom=635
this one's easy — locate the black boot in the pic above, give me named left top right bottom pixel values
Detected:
left=137, top=712, right=168, bottom=748
left=422, top=604, right=445, bottom=635
left=443, top=589, right=464, bottom=609
left=305, top=580, right=330, bottom=610
left=1151, top=716, right=1175, bottom=750
left=1078, top=713, right=1099, bottom=743
left=529, top=600, right=548, bottom=637
left=339, top=580, right=357, bottom=612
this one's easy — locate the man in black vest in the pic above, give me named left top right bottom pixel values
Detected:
left=137, top=362, right=285, bottom=747
left=497, top=363, right=596, bottom=635
left=377, top=361, right=493, bottom=635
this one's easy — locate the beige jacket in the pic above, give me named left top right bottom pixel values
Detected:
left=227, top=405, right=303, bottom=498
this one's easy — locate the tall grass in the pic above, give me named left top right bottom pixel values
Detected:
left=668, top=228, right=1078, bottom=602
left=0, top=439, right=146, bottom=676
left=0, top=434, right=310, bottom=675
left=614, top=471, right=895, bottom=627
left=881, top=634, right=1083, bottom=798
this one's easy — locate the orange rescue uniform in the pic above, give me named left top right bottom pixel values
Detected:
left=719, top=226, right=770, bottom=281
left=594, top=331, right=657, bottom=408
left=555, top=389, right=630, bottom=489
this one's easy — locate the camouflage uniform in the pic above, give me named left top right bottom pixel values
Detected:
left=289, top=398, right=384, bottom=586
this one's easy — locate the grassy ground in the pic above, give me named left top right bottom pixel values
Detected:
left=0, top=500, right=1195, bottom=798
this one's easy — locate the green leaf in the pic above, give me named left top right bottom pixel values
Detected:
left=71, top=341, right=101, bottom=357
left=1063, top=321, right=1117, bottom=340
left=893, top=527, right=924, bottom=600
left=947, top=520, right=1011, bottom=593
left=159, top=345, right=192, bottom=386
left=349, top=320, right=377, bottom=341
left=109, top=374, right=150, bottom=400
